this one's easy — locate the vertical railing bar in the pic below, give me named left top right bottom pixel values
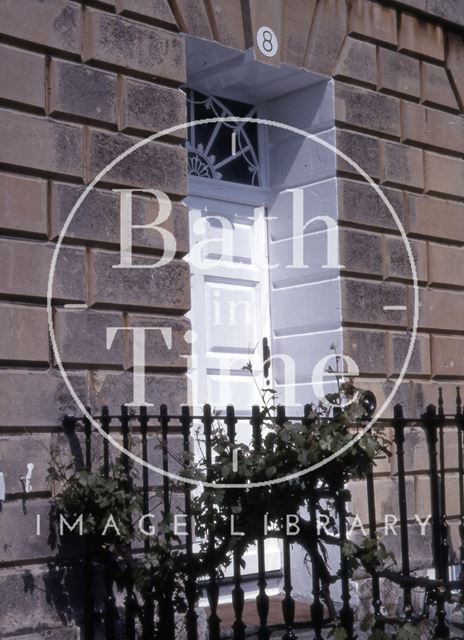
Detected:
left=160, top=405, right=171, bottom=518
left=102, top=406, right=110, bottom=479
left=282, top=539, right=297, bottom=640
left=256, top=538, right=270, bottom=640
left=423, top=403, right=449, bottom=638
left=225, top=405, right=246, bottom=640
left=139, top=406, right=155, bottom=639
left=120, top=405, right=131, bottom=477
left=437, top=389, right=450, bottom=590
left=159, top=404, right=176, bottom=640
left=181, top=405, right=198, bottom=640
left=303, top=405, right=324, bottom=640
left=393, top=403, right=412, bottom=620
left=120, top=404, right=136, bottom=640
left=337, top=484, right=354, bottom=640
left=203, top=404, right=221, bottom=640
left=83, top=407, right=95, bottom=640
left=276, top=406, right=296, bottom=640
left=140, top=406, right=150, bottom=542
left=251, top=405, right=270, bottom=640
left=455, top=388, right=464, bottom=588
left=84, top=408, right=92, bottom=472
left=366, top=461, right=383, bottom=626
left=251, top=404, right=262, bottom=451
left=101, top=406, right=117, bottom=640
left=309, top=497, right=324, bottom=640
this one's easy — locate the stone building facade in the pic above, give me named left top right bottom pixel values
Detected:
left=0, top=0, right=463, bottom=636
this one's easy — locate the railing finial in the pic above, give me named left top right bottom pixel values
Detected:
left=438, top=387, right=444, bottom=416
left=62, top=413, right=77, bottom=430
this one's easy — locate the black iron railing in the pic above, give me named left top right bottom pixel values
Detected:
left=58, top=387, right=464, bottom=640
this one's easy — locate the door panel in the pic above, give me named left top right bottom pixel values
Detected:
left=187, top=190, right=270, bottom=416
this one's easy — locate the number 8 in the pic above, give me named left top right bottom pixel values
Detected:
left=262, top=30, right=273, bottom=52
left=257, top=26, right=278, bottom=58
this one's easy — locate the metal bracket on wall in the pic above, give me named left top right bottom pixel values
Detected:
left=20, top=463, right=34, bottom=494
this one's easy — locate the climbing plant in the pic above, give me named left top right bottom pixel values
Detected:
left=48, top=353, right=433, bottom=639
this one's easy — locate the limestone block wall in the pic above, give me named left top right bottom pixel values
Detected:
left=333, top=0, right=464, bottom=419
left=0, top=1, right=190, bottom=636
left=324, top=0, right=464, bottom=567
left=0, top=0, right=463, bottom=635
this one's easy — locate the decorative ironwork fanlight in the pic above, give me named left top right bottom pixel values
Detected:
left=186, top=89, right=262, bottom=187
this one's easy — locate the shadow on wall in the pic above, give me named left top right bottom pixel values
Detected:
left=40, top=430, right=102, bottom=638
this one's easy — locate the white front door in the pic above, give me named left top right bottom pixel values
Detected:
left=186, top=177, right=272, bottom=418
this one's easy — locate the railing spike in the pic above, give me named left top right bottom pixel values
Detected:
left=276, top=405, right=286, bottom=425
left=438, top=387, right=444, bottom=416
left=61, top=414, right=77, bottom=430
left=225, top=404, right=236, bottom=443
left=393, top=403, right=404, bottom=420
left=425, top=403, right=436, bottom=419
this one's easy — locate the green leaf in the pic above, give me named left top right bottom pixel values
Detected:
left=397, top=623, right=421, bottom=640
left=333, top=627, right=347, bottom=640
left=342, top=542, right=356, bottom=558
left=360, top=612, right=375, bottom=632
